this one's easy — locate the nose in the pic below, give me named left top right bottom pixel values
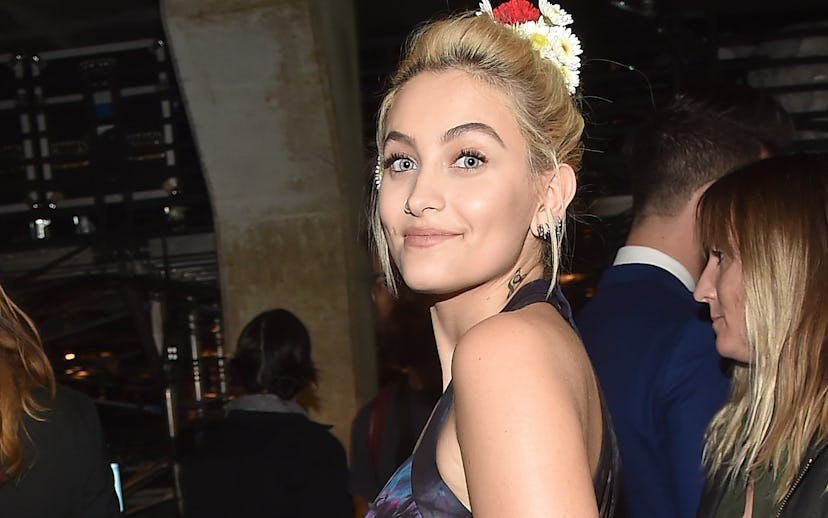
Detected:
left=404, top=166, right=444, bottom=216
left=694, top=259, right=716, bottom=304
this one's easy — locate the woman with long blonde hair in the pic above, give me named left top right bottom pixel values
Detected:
left=694, top=152, right=828, bottom=516
left=0, top=283, right=120, bottom=517
left=365, top=1, right=619, bottom=516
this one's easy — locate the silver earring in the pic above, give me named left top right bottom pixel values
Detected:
left=555, top=220, right=563, bottom=242
left=537, top=224, right=552, bottom=241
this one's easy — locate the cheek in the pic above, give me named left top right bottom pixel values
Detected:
left=736, top=294, right=749, bottom=348
left=464, top=183, right=532, bottom=228
left=725, top=273, right=747, bottom=327
left=462, top=195, right=498, bottom=226
left=727, top=290, right=750, bottom=362
left=377, top=189, right=401, bottom=234
left=465, top=200, right=517, bottom=249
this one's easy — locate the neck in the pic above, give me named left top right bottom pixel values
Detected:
left=625, top=206, right=704, bottom=282
left=428, top=262, right=545, bottom=389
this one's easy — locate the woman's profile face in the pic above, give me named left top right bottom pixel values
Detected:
left=377, top=70, right=540, bottom=295
left=694, top=244, right=750, bottom=362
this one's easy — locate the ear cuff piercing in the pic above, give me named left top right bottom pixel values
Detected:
left=537, top=221, right=564, bottom=241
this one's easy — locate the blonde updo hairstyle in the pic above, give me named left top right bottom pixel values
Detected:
left=370, top=12, right=584, bottom=295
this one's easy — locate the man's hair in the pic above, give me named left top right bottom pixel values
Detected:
left=626, top=83, right=794, bottom=218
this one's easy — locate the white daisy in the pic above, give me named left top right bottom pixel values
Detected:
left=557, top=63, right=580, bottom=94
left=477, top=0, right=493, bottom=16
left=549, top=25, right=582, bottom=67
left=539, top=1, right=574, bottom=26
left=515, top=20, right=556, bottom=55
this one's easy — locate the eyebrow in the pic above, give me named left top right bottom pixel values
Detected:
left=383, top=122, right=506, bottom=149
left=384, top=130, right=415, bottom=148
left=442, top=122, right=505, bottom=147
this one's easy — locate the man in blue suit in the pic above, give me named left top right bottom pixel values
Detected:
left=576, top=86, right=793, bottom=518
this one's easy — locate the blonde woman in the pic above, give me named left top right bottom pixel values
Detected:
left=694, top=152, right=828, bottom=516
left=365, top=1, right=619, bottom=516
left=0, top=283, right=120, bottom=517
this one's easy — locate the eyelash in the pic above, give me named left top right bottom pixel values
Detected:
left=381, top=149, right=488, bottom=172
left=382, top=153, right=414, bottom=171
left=457, top=149, right=486, bottom=161
left=710, top=249, right=724, bottom=264
left=454, top=149, right=487, bottom=167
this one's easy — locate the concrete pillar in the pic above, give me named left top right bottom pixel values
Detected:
left=160, top=0, right=376, bottom=447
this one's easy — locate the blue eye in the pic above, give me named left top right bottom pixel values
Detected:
left=388, top=156, right=416, bottom=172
left=454, top=151, right=486, bottom=169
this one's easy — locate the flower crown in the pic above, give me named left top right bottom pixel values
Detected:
left=478, top=0, right=582, bottom=95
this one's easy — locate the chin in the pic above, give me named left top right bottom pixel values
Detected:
left=715, top=338, right=751, bottom=364
left=402, top=279, right=448, bottom=295
left=399, top=271, right=458, bottom=295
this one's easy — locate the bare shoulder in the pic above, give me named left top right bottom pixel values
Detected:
left=451, top=303, right=594, bottom=397
left=448, top=302, right=603, bottom=515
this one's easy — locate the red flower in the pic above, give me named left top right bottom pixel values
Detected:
left=491, top=0, right=541, bottom=24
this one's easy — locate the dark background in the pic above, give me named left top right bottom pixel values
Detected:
left=0, top=0, right=825, bottom=515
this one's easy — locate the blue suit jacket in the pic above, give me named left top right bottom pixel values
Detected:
left=576, top=264, right=730, bottom=518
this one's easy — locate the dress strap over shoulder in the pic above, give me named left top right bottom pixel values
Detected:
left=504, top=279, right=619, bottom=517
left=366, top=279, right=620, bottom=518
left=502, top=279, right=577, bottom=330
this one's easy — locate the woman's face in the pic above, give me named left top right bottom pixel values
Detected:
left=694, top=244, right=750, bottom=363
left=377, top=70, right=541, bottom=295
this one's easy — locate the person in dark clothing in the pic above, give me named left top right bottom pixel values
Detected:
left=181, top=308, right=353, bottom=518
left=0, top=283, right=121, bottom=518
left=576, top=84, right=793, bottom=518
left=694, top=153, right=828, bottom=516
left=349, top=295, right=441, bottom=503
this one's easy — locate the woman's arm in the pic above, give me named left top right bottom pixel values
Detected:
left=451, top=307, right=599, bottom=517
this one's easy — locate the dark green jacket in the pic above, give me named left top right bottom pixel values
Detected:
left=697, top=442, right=828, bottom=517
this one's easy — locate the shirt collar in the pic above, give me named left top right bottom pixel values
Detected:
left=225, top=394, right=307, bottom=416
left=613, top=245, right=696, bottom=291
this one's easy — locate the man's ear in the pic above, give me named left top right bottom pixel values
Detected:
left=532, top=163, right=577, bottom=230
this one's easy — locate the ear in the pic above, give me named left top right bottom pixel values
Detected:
left=531, top=163, right=577, bottom=231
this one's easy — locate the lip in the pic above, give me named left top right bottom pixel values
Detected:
left=403, top=227, right=460, bottom=248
